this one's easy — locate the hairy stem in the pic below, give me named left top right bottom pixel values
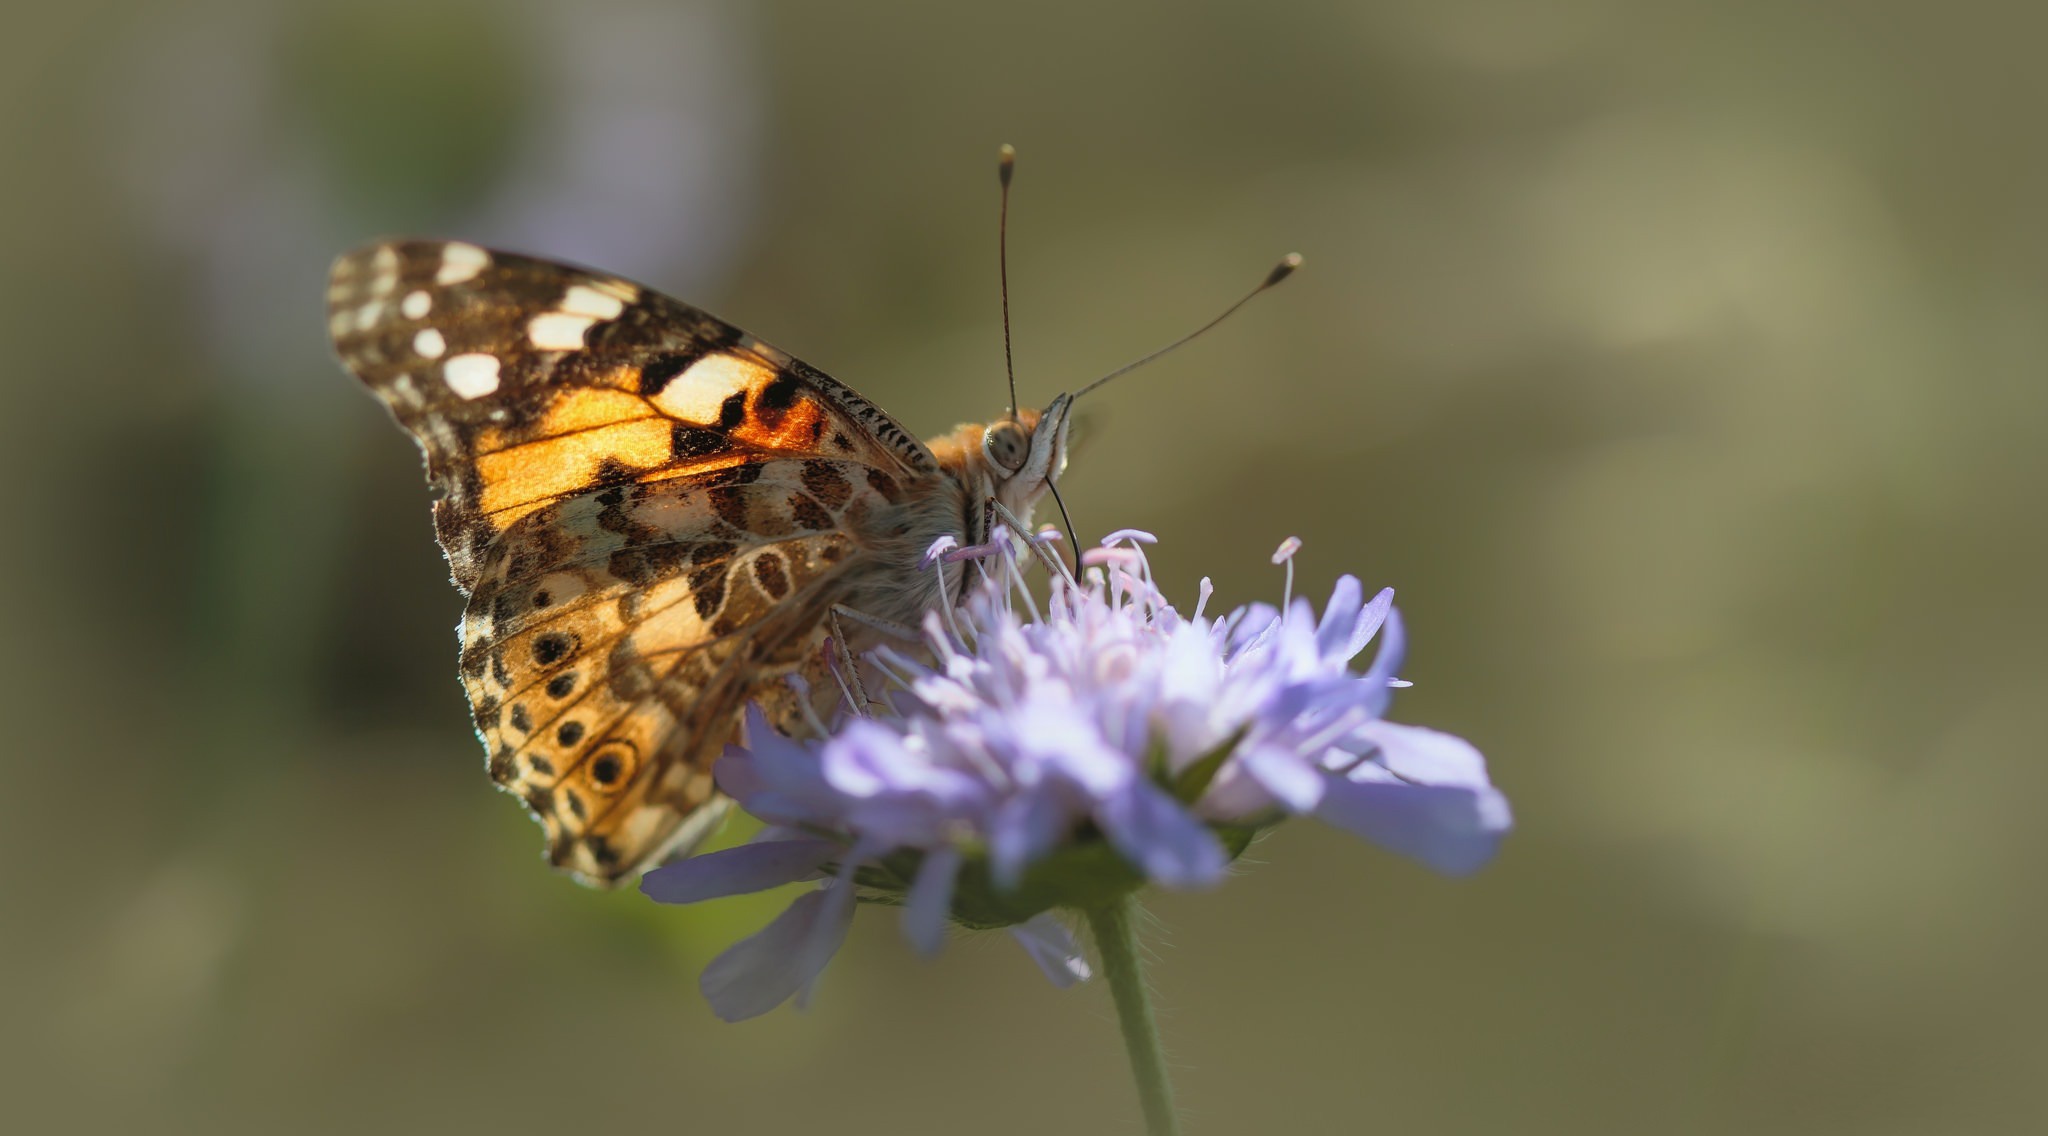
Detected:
left=1084, top=897, right=1180, bottom=1136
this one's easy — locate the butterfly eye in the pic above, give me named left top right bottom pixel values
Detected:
left=983, top=420, right=1029, bottom=474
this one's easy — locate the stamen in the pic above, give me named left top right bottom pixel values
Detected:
left=998, top=539, right=1045, bottom=623
left=922, top=536, right=966, bottom=645
left=1272, top=535, right=1302, bottom=610
left=784, top=673, right=830, bottom=738
left=1079, top=547, right=1142, bottom=568
left=921, top=534, right=960, bottom=569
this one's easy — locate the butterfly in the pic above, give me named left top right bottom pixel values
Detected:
left=328, top=239, right=1072, bottom=885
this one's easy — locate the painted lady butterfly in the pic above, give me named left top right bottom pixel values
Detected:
left=328, top=238, right=1072, bottom=885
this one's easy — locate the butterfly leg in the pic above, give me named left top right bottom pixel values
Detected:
left=823, top=606, right=872, bottom=718
left=823, top=602, right=928, bottom=719
left=829, top=603, right=923, bottom=644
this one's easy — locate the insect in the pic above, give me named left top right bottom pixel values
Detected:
left=329, top=150, right=1296, bottom=886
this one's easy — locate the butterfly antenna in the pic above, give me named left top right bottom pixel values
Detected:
left=998, top=143, right=1019, bottom=419
left=1073, top=253, right=1302, bottom=399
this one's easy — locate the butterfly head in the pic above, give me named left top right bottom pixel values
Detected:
left=985, top=391, right=1073, bottom=504
left=930, top=392, right=1074, bottom=535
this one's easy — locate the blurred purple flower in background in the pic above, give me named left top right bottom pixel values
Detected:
left=102, top=0, right=762, bottom=395
left=645, top=531, right=1510, bottom=1021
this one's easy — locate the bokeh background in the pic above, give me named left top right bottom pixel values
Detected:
left=7, top=0, right=2046, bottom=1132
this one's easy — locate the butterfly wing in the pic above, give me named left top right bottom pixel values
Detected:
left=327, top=239, right=939, bottom=591
left=459, top=461, right=901, bottom=882
left=329, top=240, right=948, bottom=883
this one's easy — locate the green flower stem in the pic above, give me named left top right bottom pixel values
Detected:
left=1084, top=897, right=1181, bottom=1136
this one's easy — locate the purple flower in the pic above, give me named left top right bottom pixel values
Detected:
left=644, top=531, right=1509, bottom=1020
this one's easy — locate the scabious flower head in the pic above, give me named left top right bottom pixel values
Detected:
left=643, top=529, right=1511, bottom=1021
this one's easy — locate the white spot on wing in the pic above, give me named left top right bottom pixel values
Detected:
left=561, top=284, right=629, bottom=320
left=367, top=245, right=400, bottom=296
left=328, top=310, right=352, bottom=338
left=528, top=312, right=598, bottom=351
left=443, top=353, right=502, bottom=399
left=400, top=290, right=431, bottom=319
left=650, top=353, right=772, bottom=422
left=436, top=242, right=491, bottom=286
left=354, top=300, right=382, bottom=329
left=414, top=328, right=446, bottom=358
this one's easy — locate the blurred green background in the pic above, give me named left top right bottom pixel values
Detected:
left=7, top=0, right=2046, bottom=1132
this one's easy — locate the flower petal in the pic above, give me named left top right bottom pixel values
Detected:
left=1358, top=606, right=1406, bottom=716
left=639, top=838, right=839, bottom=905
left=1314, top=575, right=1364, bottom=658
left=1096, top=780, right=1229, bottom=888
left=1315, top=726, right=1510, bottom=877
left=901, top=845, right=963, bottom=957
left=1345, top=587, right=1396, bottom=662
left=1358, top=720, right=1496, bottom=789
left=989, top=786, right=1072, bottom=889
left=1009, top=914, right=1093, bottom=987
left=715, top=707, right=842, bottom=823
left=1236, top=743, right=1327, bottom=813
left=698, top=885, right=855, bottom=1022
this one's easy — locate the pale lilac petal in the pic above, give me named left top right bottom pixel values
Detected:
left=1358, top=606, right=1406, bottom=716
left=1314, top=775, right=1511, bottom=877
left=1009, top=914, right=1093, bottom=987
left=1345, top=587, right=1396, bottom=662
left=699, top=886, right=855, bottom=1022
left=716, top=707, right=841, bottom=822
left=792, top=874, right=861, bottom=1011
left=1314, top=575, right=1364, bottom=657
left=902, top=845, right=963, bottom=957
left=1096, top=781, right=1229, bottom=888
left=1236, top=744, right=1327, bottom=813
left=1357, top=720, right=1495, bottom=789
left=639, top=838, right=838, bottom=904
left=989, top=786, right=1072, bottom=889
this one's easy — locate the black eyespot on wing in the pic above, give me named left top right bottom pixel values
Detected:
left=533, top=632, right=575, bottom=666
